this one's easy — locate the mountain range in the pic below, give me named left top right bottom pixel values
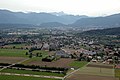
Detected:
left=72, top=14, right=120, bottom=28
left=0, top=9, right=87, bottom=25
left=0, top=9, right=120, bottom=28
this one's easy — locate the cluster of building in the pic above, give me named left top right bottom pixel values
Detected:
left=0, top=29, right=120, bottom=65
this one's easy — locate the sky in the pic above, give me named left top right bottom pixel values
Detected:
left=0, top=0, right=120, bottom=16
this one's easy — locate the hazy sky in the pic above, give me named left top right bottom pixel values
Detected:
left=0, top=0, right=120, bottom=16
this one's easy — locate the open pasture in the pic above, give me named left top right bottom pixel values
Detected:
left=0, top=75, right=61, bottom=80
left=69, top=61, right=88, bottom=68
left=0, top=49, right=28, bottom=57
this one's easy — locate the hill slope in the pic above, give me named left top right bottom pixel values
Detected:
left=72, top=14, right=120, bottom=28
left=81, top=27, right=120, bottom=35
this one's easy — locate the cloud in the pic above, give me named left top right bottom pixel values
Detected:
left=0, top=0, right=120, bottom=16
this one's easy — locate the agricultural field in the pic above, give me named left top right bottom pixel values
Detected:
left=32, top=50, right=48, bottom=57
left=115, top=68, right=120, bottom=78
left=87, top=62, right=113, bottom=69
left=0, top=56, right=27, bottom=64
left=22, top=50, right=49, bottom=64
left=23, top=54, right=88, bottom=69
left=22, top=57, right=43, bottom=64
left=69, top=61, right=88, bottom=68
left=0, top=49, right=66, bottom=80
left=66, top=74, right=119, bottom=80
left=3, top=43, right=28, bottom=49
left=0, top=49, right=29, bottom=64
left=32, top=50, right=48, bottom=54
left=0, top=49, right=28, bottom=57
left=66, top=62, right=117, bottom=80
left=25, top=58, right=75, bottom=68
left=78, top=66, right=114, bottom=76
left=0, top=49, right=87, bottom=69
left=0, top=48, right=100, bottom=80
left=1, top=68, right=65, bottom=77
left=0, top=75, right=61, bottom=80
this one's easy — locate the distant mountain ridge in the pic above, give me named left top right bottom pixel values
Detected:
left=0, top=9, right=120, bottom=28
left=72, top=13, right=120, bottom=28
left=81, top=27, right=120, bottom=35
left=0, top=9, right=88, bottom=25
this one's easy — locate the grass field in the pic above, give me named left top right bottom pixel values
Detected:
left=0, top=75, right=61, bottom=80
left=32, top=50, right=48, bottom=57
left=66, top=74, right=117, bottom=80
left=2, top=68, right=65, bottom=77
left=22, top=50, right=48, bottom=64
left=115, top=68, right=120, bottom=78
left=69, top=61, right=88, bottom=68
left=0, top=49, right=28, bottom=57
left=77, top=62, right=114, bottom=77
left=78, top=67, right=114, bottom=76
left=85, top=62, right=114, bottom=76
left=66, top=63, right=116, bottom=80
left=4, top=44, right=27, bottom=49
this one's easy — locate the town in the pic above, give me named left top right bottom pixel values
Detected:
left=0, top=27, right=120, bottom=80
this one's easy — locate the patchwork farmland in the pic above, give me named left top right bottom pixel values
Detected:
left=0, top=47, right=88, bottom=80
left=0, top=28, right=120, bottom=80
